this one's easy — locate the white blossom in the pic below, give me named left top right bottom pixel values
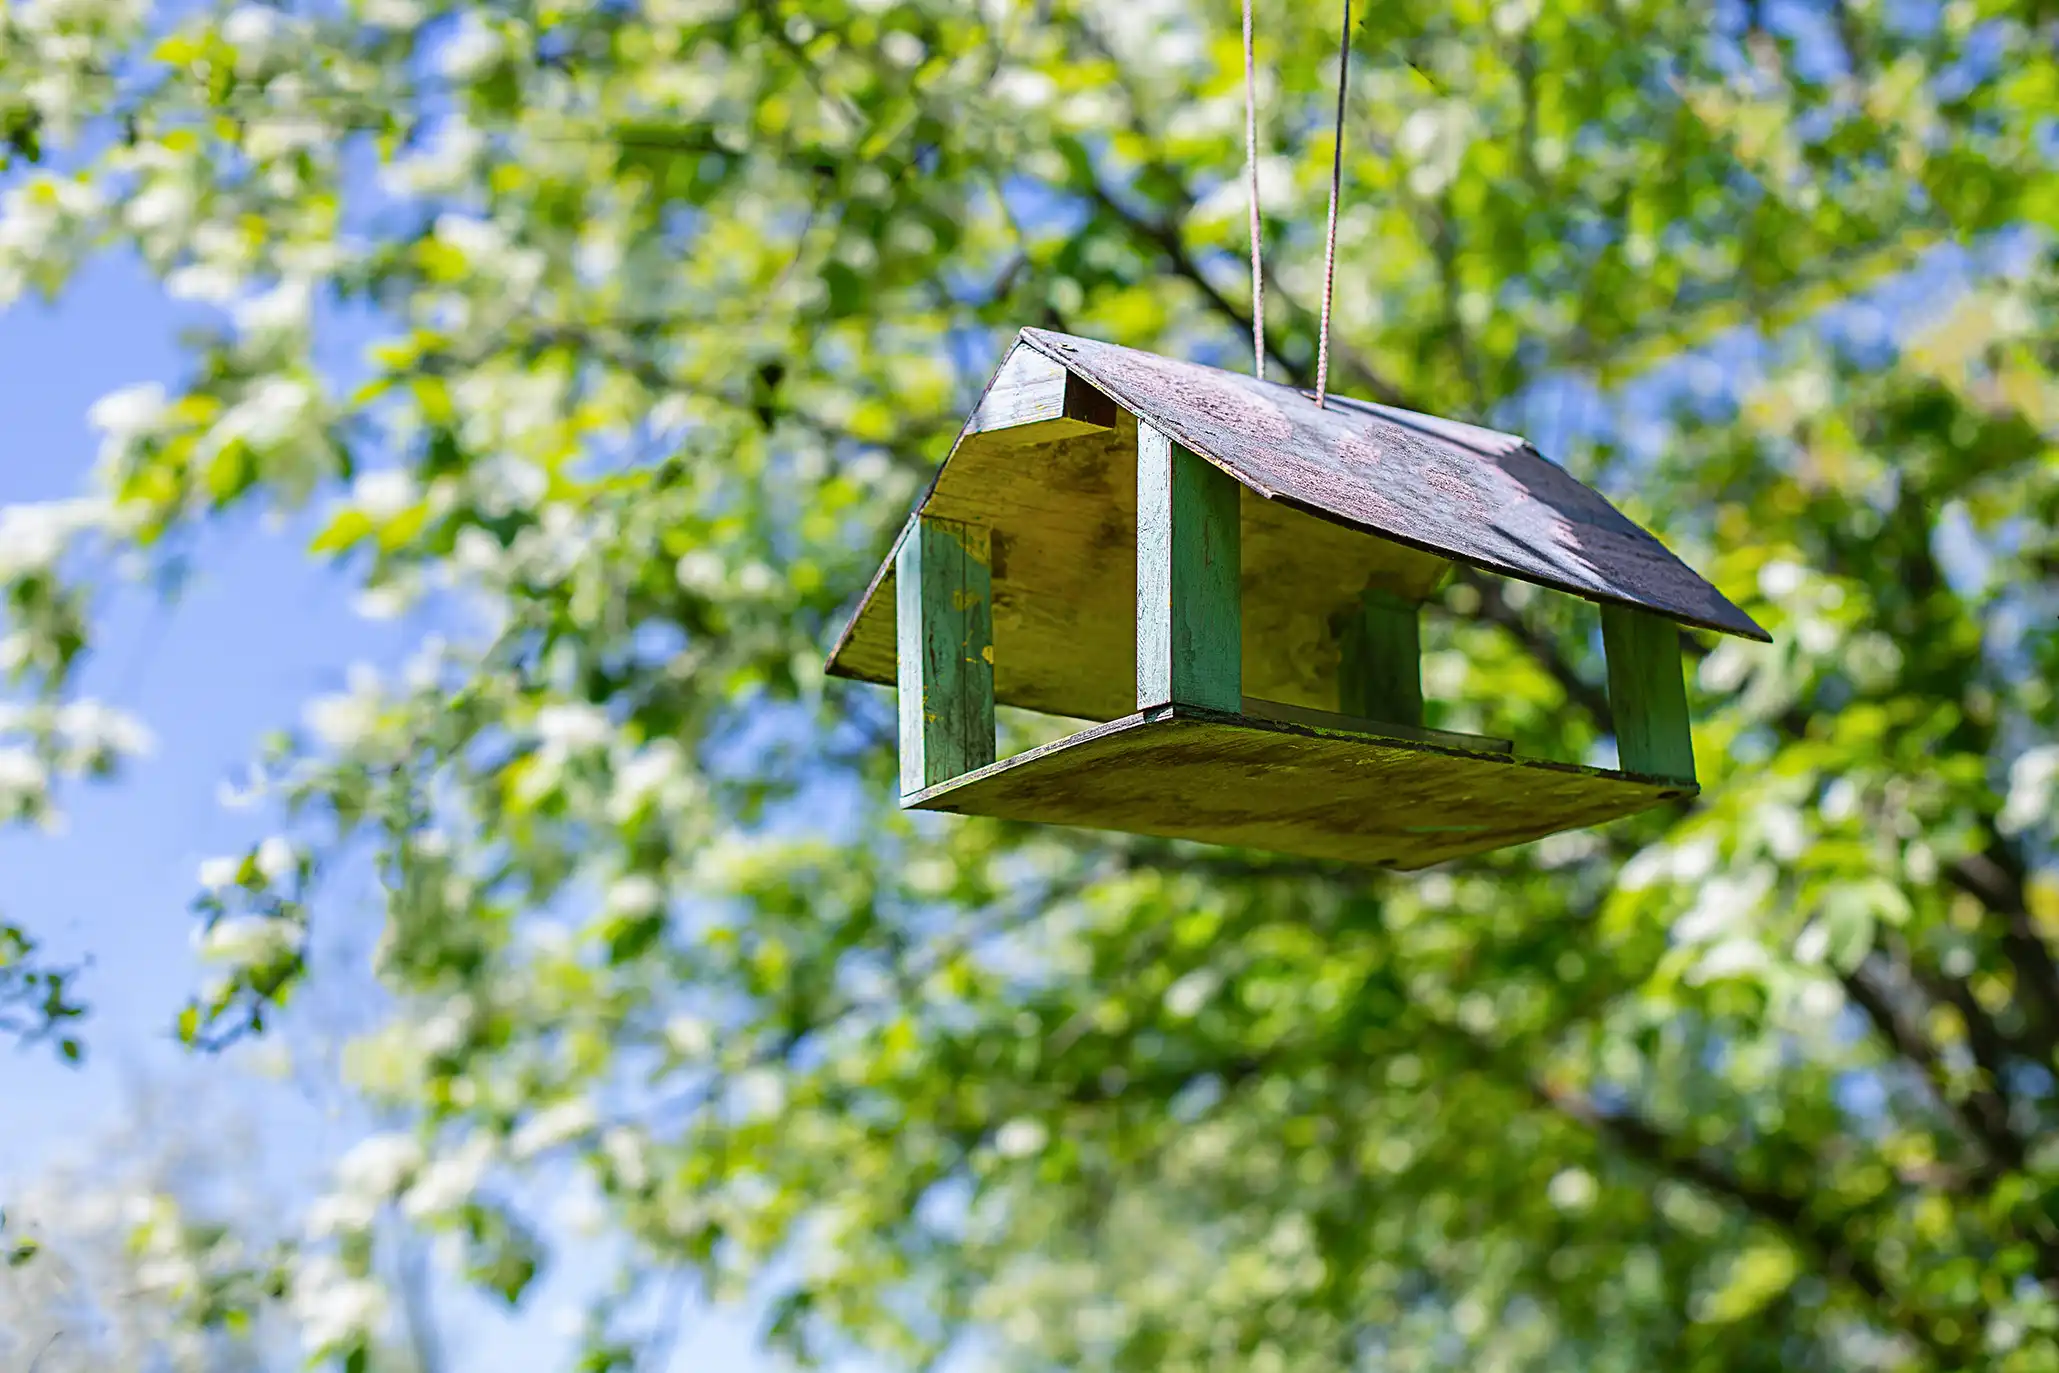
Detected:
left=509, top=1098, right=597, bottom=1159
left=1758, top=559, right=1806, bottom=599
left=601, top=1126, right=651, bottom=1190
left=0, top=746, right=47, bottom=796
left=605, top=873, right=665, bottom=917
left=1163, top=969, right=1217, bottom=1019
left=353, top=579, right=418, bottom=620
left=995, top=1118, right=1048, bottom=1159
left=209, top=376, right=318, bottom=451
left=880, top=30, right=926, bottom=67
left=306, top=689, right=379, bottom=750
left=165, top=261, right=242, bottom=305
left=416, top=994, right=474, bottom=1057
left=291, top=1255, right=389, bottom=1352
left=55, top=698, right=153, bottom=756
left=234, top=276, right=313, bottom=336
left=1690, top=938, right=1772, bottom=984
left=335, top=1131, right=424, bottom=1199
left=1547, top=1167, right=1598, bottom=1212
left=221, top=4, right=287, bottom=72
left=198, top=914, right=300, bottom=966
left=88, top=381, right=168, bottom=444
left=0, top=498, right=104, bottom=580
left=401, top=1137, right=494, bottom=1220
left=378, top=120, right=485, bottom=197
left=664, top=1013, right=714, bottom=1058
left=676, top=549, right=725, bottom=592
left=198, top=854, right=242, bottom=891
left=1398, top=102, right=1476, bottom=196
left=536, top=702, right=611, bottom=755
left=305, top=1190, right=379, bottom=1239
left=354, top=0, right=423, bottom=28
left=2000, top=745, right=2059, bottom=837
left=256, top=834, right=297, bottom=883
left=608, top=741, right=686, bottom=820
left=469, top=454, right=549, bottom=515
left=351, top=468, right=418, bottom=521
left=436, top=13, right=503, bottom=80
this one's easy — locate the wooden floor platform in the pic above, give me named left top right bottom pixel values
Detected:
left=903, top=705, right=1693, bottom=869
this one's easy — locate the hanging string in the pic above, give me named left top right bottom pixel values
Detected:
left=1242, top=0, right=1267, bottom=380
left=1314, top=0, right=1352, bottom=410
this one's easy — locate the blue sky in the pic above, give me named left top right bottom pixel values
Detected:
left=0, top=255, right=772, bottom=1368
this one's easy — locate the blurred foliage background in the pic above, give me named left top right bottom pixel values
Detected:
left=2, top=0, right=2059, bottom=1368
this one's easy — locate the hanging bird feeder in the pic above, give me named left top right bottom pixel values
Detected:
left=826, top=330, right=1768, bottom=869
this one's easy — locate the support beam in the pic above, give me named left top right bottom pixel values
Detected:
left=897, top=518, right=995, bottom=796
left=1601, top=603, right=1695, bottom=783
left=962, top=346, right=1119, bottom=450
left=1337, top=588, right=1424, bottom=728
left=1137, top=423, right=1242, bottom=712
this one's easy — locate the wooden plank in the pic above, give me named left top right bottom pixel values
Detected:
left=826, top=422, right=1450, bottom=722
left=897, top=518, right=995, bottom=795
left=1240, top=695, right=1508, bottom=754
left=905, top=705, right=1691, bottom=869
left=1601, top=603, right=1695, bottom=783
left=1137, top=422, right=1241, bottom=712
left=1336, top=587, right=1424, bottom=727
left=1017, top=329, right=1769, bottom=643
left=827, top=420, right=1450, bottom=724
left=962, top=344, right=1118, bottom=449
left=1240, top=488, right=1448, bottom=712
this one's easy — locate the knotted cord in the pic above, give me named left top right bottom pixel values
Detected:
left=1242, top=0, right=1354, bottom=407
left=1242, top=0, right=1266, bottom=380
left=1314, top=0, right=1352, bottom=410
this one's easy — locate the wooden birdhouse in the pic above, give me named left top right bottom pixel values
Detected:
left=827, top=330, right=1768, bottom=869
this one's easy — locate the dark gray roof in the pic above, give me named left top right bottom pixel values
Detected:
left=1017, top=328, right=1767, bottom=641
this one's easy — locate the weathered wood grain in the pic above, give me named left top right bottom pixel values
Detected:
left=1137, top=423, right=1242, bottom=711
left=1016, top=329, right=1769, bottom=642
left=897, top=518, right=995, bottom=795
left=904, top=705, right=1692, bottom=869
left=1241, top=487, right=1449, bottom=711
left=961, top=343, right=1120, bottom=448
left=1337, top=587, right=1423, bottom=727
left=1601, top=604, right=1695, bottom=783
left=826, top=398, right=1450, bottom=722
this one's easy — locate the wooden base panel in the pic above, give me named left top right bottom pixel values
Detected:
left=903, top=706, right=1693, bottom=870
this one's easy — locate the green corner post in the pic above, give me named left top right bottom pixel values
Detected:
left=897, top=517, right=996, bottom=797
left=1136, top=422, right=1242, bottom=712
left=1600, top=603, right=1695, bottom=783
left=1338, top=588, right=1424, bottom=727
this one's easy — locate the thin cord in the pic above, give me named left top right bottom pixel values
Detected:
left=1315, top=0, right=1352, bottom=410
left=1242, top=0, right=1266, bottom=380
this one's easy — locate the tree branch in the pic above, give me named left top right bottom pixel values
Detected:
left=1447, top=568, right=1615, bottom=730
left=1948, top=840, right=2059, bottom=1066
left=1841, top=955, right=2022, bottom=1175
left=1532, top=1076, right=1963, bottom=1365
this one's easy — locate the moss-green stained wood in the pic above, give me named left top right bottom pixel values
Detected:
left=1337, top=588, right=1424, bottom=728
left=904, top=705, right=1693, bottom=869
left=1137, top=422, right=1241, bottom=712
left=1601, top=603, right=1695, bottom=783
left=897, top=518, right=995, bottom=797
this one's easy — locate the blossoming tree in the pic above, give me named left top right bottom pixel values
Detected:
left=4, top=0, right=2059, bottom=1368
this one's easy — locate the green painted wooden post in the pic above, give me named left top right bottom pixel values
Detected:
left=1337, top=588, right=1423, bottom=727
left=897, top=517, right=995, bottom=796
left=1137, top=422, right=1241, bottom=712
left=1601, top=603, right=1695, bottom=782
